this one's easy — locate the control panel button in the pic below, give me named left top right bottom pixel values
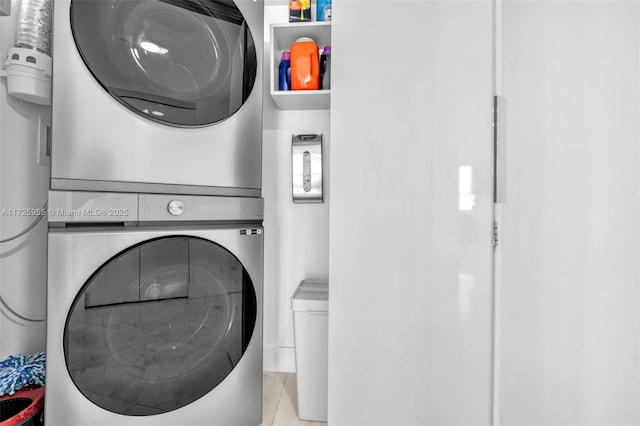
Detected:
left=167, top=200, right=185, bottom=216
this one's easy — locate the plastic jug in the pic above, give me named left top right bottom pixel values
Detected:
left=290, top=37, right=319, bottom=90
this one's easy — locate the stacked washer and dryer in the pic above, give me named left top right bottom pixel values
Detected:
left=45, top=1, right=264, bottom=425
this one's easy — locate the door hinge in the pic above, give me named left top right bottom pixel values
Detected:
left=492, top=221, right=499, bottom=248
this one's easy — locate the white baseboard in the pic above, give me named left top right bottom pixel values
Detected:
left=263, top=345, right=296, bottom=373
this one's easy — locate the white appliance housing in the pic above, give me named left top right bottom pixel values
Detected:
left=51, top=0, right=263, bottom=196
left=45, top=191, right=264, bottom=426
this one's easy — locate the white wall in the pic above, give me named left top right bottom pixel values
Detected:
left=497, top=1, right=640, bottom=424
left=0, top=0, right=49, bottom=359
left=262, top=2, right=330, bottom=372
left=328, top=1, right=494, bottom=424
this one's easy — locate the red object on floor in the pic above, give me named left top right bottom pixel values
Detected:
left=0, top=387, right=44, bottom=426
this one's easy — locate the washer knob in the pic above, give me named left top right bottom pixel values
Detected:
left=167, top=200, right=185, bottom=216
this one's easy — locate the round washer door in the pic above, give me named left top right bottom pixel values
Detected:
left=70, top=0, right=258, bottom=126
left=64, top=236, right=258, bottom=416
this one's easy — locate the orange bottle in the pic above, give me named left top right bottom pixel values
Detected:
left=290, top=37, right=320, bottom=90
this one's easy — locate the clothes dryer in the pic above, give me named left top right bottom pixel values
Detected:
left=51, top=0, right=263, bottom=196
left=45, top=191, right=264, bottom=425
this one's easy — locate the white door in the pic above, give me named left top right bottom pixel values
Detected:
left=497, top=1, right=640, bottom=424
left=328, top=1, right=495, bottom=424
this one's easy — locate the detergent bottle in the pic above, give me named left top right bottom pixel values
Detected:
left=278, top=50, right=291, bottom=91
left=316, top=0, right=332, bottom=21
left=320, top=45, right=331, bottom=90
left=290, top=37, right=319, bottom=90
left=289, top=0, right=311, bottom=22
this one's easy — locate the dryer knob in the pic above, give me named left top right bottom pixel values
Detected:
left=167, top=200, right=185, bottom=216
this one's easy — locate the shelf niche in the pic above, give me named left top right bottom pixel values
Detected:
left=270, top=21, right=331, bottom=110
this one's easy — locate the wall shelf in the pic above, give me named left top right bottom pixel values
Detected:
left=270, top=22, right=331, bottom=110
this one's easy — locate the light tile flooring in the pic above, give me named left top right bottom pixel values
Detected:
left=262, top=372, right=327, bottom=426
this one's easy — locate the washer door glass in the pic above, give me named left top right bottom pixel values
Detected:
left=70, top=0, right=257, bottom=126
left=64, top=236, right=257, bottom=416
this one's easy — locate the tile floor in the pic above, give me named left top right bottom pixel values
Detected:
left=262, top=372, right=327, bottom=426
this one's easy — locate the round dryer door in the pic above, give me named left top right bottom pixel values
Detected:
left=70, top=0, right=257, bottom=126
left=64, top=236, right=258, bottom=416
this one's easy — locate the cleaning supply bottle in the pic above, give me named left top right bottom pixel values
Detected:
left=290, top=37, right=319, bottom=90
left=320, top=45, right=331, bottom=90
left=316, top=0, right=332, bottom=21
left=289, top=0, right=311, bottom=22
left=278, top=50, right=291, bottom=91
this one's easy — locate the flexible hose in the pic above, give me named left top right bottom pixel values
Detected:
left=0, top=296, right=45, bottom=322
left=0, top=201, right=47, bottom=244
left=15, top=0, right=53, bottom=56
left=0, top=200, right=48, bottom=322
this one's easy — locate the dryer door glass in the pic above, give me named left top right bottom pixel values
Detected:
left=64, top=236, right=258, bottom=416
left=70, top=0, right=257, bottom=126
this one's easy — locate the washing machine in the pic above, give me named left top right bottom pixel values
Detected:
left=51, top=0, right=263, bottom=196
left=45, top=191, right=264, bottom=426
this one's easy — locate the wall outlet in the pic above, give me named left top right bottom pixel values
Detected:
left=0, top=0, right=11, bottom=16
